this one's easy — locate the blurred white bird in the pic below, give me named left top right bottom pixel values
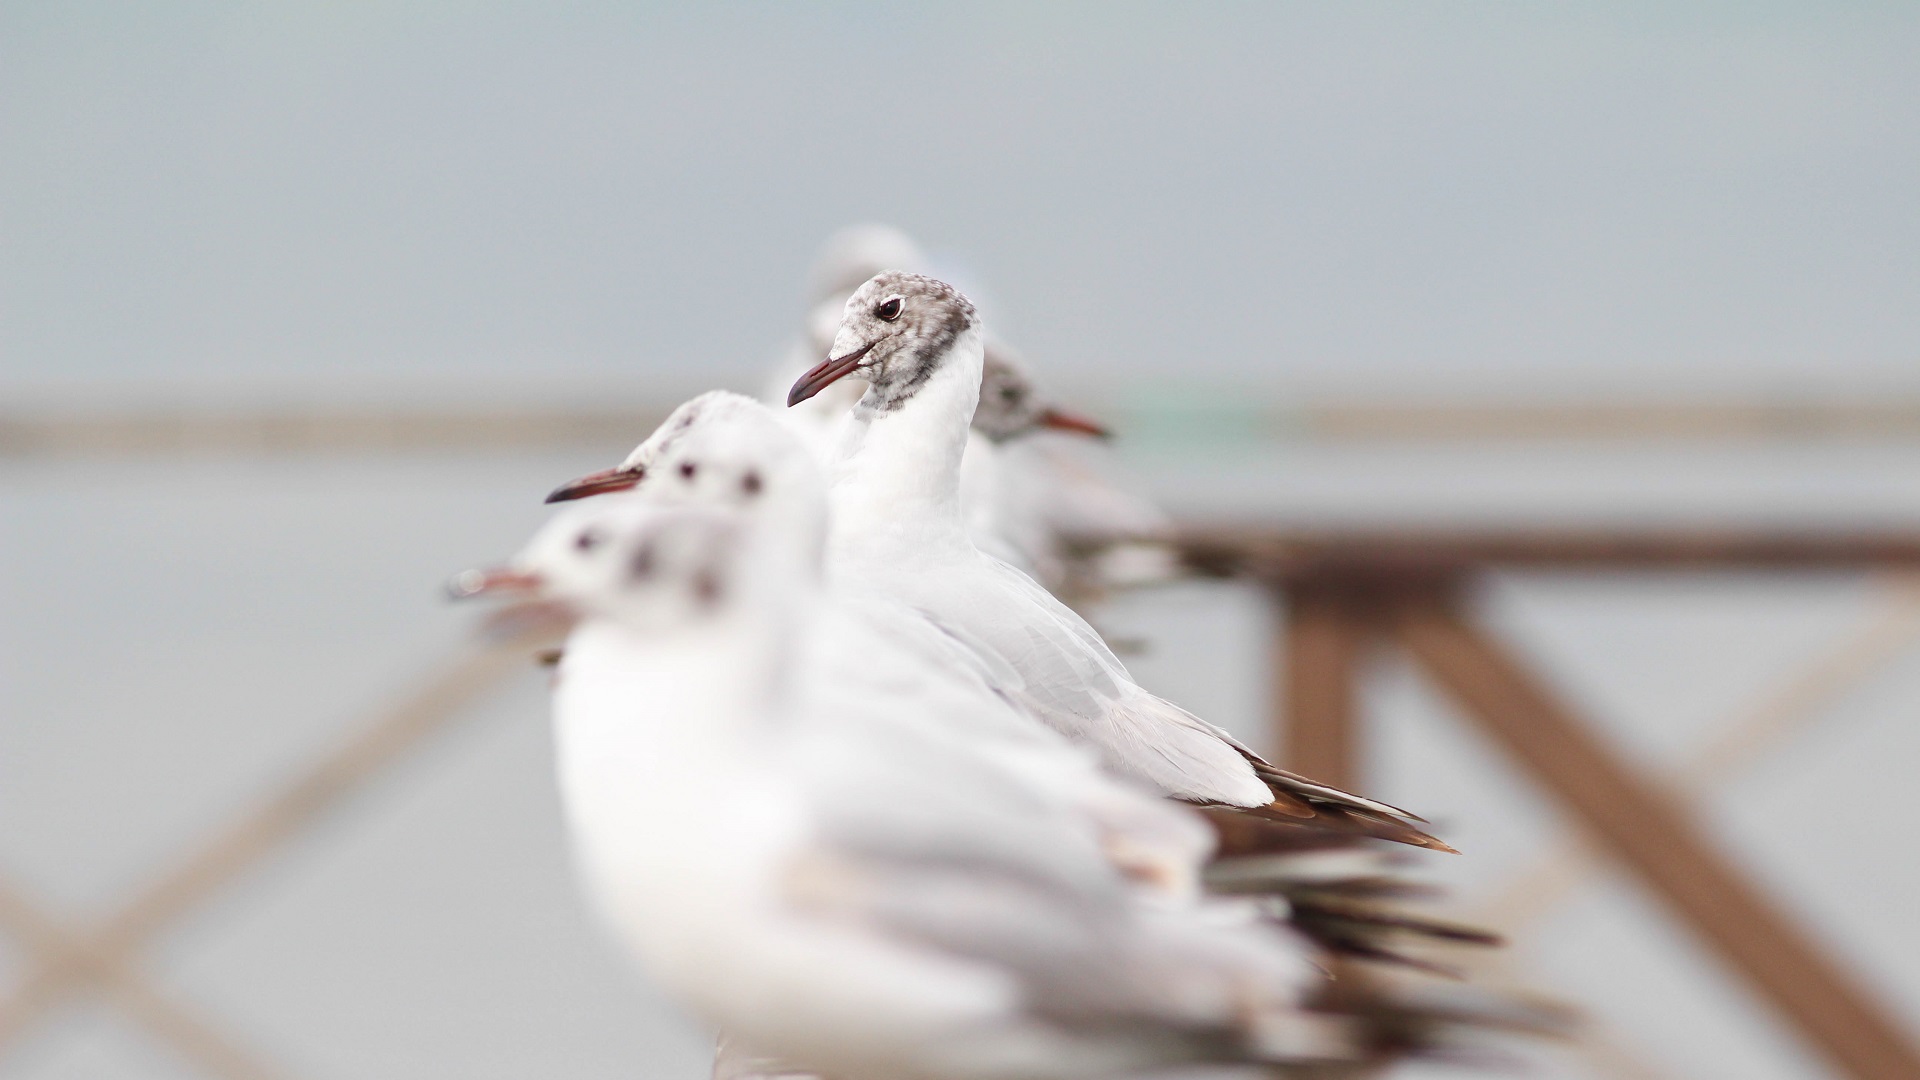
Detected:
left=971, top=343, right=1180, bottom=595
left=545, top=393, right=1220, bottom=897
left=785, top=272, right=1435, bottom=846
left=526, top=394, right=1531, bottom=1076
left=549, top=391, right=1442, bottom=854
left=484, top=497, right=1353, bottom=1080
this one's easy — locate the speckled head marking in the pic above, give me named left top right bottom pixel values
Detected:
left=972, top=343, right=1047, bottom=441
left=546, top=391, right=764, bottom=504
left=511, top=500, right=746, bottom=629
left=786, top=272, right=977, bottom=415
left=971, top=341, right=1113, bottom=443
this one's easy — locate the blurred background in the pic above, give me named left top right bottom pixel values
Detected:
left=4, top=4, right=1919, bottom=1078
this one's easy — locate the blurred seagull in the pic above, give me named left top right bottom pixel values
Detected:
left=786, top=272, right=1436, bottom=846
left=971, top=343, right=1180, bottom=595
left=482, top=498, right=1353, bottom=1080
left=531, top=396, right=1533, bottom=1074
left=543, top=397, right=1218, bottom=898
left=549, top=391, right=1443, bottom=857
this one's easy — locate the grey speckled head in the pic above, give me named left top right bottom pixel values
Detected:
left=972, top=341, right=1113, bottom=442
left=545, top=390, right=767, bottom=504
left=787, top=271, right=979, bottom=414
left=510, top=500, right=746, bottom=628
left=972, top=343, right=1048, bottom=441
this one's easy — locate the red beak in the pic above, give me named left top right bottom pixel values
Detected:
left=787, top=342, right=876, bottom=406
left=546, top=466, right=643, bottom=504
left=447, top=566, right=544, bottom=600
left=1038, top=406, right=1112, bottom=439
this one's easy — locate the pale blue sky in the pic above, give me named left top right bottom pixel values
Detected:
left=3, top=3, right=1916, bottom=398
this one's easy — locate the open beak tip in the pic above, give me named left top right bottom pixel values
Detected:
left=447, top=567, right=542, bottom=600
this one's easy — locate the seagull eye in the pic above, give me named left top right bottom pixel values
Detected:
left=1001, top=386, right=1021, bottom=403
left=678, top=461, right=697, bottom=480
left=741, top=471, right=763, bottom=496
left=574, top=528, right=604, bottom=552
left=875, top=297, right=904, bottom=322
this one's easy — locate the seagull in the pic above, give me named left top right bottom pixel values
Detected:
left=762, top=227, right=1114, bottom=579
left=479, top=497, right=1356, bottom=1080
left=549, top=389, right=1441, bottom=852
left=786, top=272, right=1438, bottom=848
left=529, top=397, right=1528, bottom=1075
left=542, top=395, right=1220, bottom=896
left=970, top=344, right=1180, bottom=596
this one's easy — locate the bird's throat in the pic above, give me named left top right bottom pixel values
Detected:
left=826, top=329, right=984, bottom=554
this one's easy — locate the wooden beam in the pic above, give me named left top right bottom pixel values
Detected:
left=1391, top=593, right=1920, bottom=1080
left=0, top=406, right=666, bottom=458
left=1276, top=586, right=1369, bottom=790
left=1180, top=527, right=1920, bottom=582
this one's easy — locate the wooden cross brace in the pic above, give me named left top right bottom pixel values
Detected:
left=0, top=637, right=543, bottom=1079
left=1255, top=556, right=1920, bottom=1080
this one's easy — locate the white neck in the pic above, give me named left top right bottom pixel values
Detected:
left=826, top=326, right=983, bottom=553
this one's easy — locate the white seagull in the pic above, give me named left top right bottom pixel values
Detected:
left=528, top=395, right=1529, bottom=1075
left=970, top=343, right=1179, bottom=595
left=482, top=498, right=1353, bottom=1080
left=784, top=272, right=1434, bottom=846
left=763, top=227, right=1120, bottom=581
left=550, top=390, right=1443, bottom=856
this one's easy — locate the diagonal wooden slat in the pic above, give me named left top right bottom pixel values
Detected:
left=1471, top=575, right=1920, bottom=934
left=0, top=879, right=288, bottom=1080
left=0, top=629, right=554, bottom=1078
left=1393, top=593, right=1920, bottom=1080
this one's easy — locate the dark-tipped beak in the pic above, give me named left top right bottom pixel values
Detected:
left=446, top=566, right=544, bottom=600
left=787, top=342, right=876, bottom=407
left=1037, top=406, right=1112, bottom=439
left=545, top=466, right=643, bottom=504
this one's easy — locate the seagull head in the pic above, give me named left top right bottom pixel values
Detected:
left=787, top=271, right=978, bottom=410
left=541, top=394, right=829, bottom=580
left=973, top=342, right=1112, bottom=443
left=497, top=500, right=747, bottom=631
left=546, top=391, right=770, bottom=505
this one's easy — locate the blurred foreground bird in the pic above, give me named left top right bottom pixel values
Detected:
left=548, top=388, right=1437, bottom=852
left=522, top=393, right=1551, bottom=1069
left=495, top=254, right=1561, bottom=1076
left=479, top=498, right=1358, bottom=1079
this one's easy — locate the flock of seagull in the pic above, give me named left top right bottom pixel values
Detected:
left=453, top=228, right=1541, bottom=1080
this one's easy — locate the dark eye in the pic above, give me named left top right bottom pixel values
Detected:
left=875, top=297, right=903, bottom=321
left=1000, top=385, right=1021, bottom=403
left=740, top=471, right=763, bottom=496
left=574, top=528, right=603, bottom=552
left=678, top=461, right=697, bottom=480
